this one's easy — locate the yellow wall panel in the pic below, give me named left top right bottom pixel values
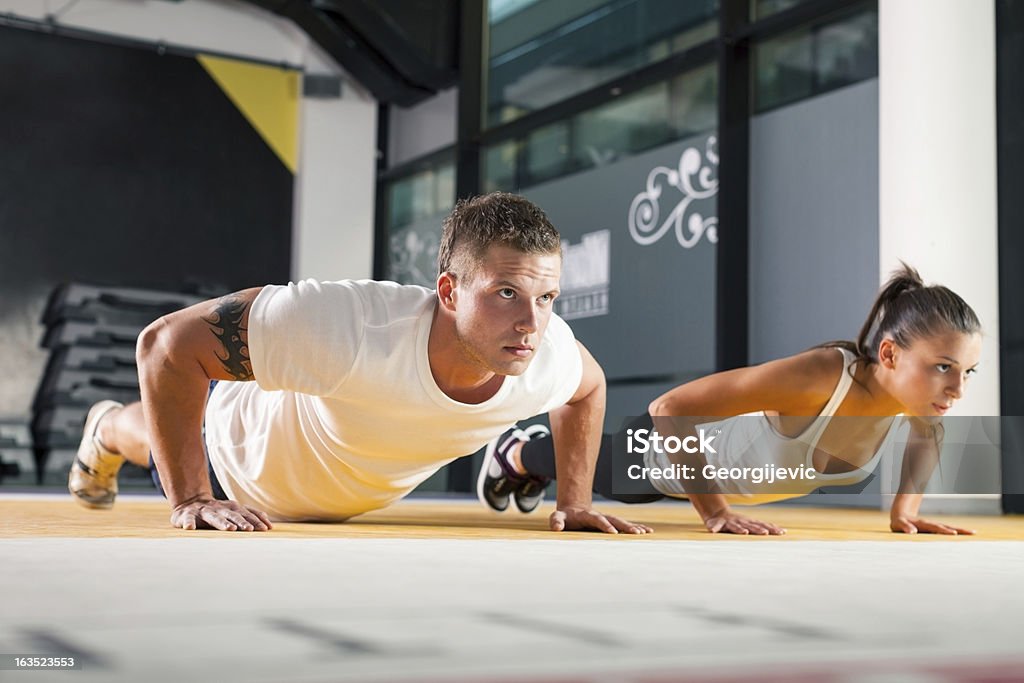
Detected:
left=198, top=55, right=299, bottom=174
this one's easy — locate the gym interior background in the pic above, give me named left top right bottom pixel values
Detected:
left=1, top=0, right=1019, bottom=509
left=1, top=2, right=1023, bottom=681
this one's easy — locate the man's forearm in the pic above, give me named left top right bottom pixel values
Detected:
left=137, top=324, right=214, bottom=507
left=549, top=384, right=604, bottom=508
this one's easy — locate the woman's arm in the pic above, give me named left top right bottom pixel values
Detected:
left=889, top=417, right=975, bottom=535
left=646, top=348, right=842, bottom=535
left=649, top=347, right=841, bottom=418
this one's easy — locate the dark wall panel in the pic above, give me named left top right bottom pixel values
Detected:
left=0, top=26, right=294, bottom=415
left=0, top=26, right=293, bottom=292
left=997, top=0, right=1024, bottom=512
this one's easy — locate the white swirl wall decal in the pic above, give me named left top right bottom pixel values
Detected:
left=628, top=135, right=718, bottom=249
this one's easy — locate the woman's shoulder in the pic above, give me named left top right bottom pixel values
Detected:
left=776, top=346, right=849, bottom=399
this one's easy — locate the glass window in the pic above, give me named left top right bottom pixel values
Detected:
left=434, top=163, right=456, bottom=214
left=754, top=26, right=814, bottom=111
left=486, top=0, right=719, bottom=128
left=483, top=140, right=520, bottom=193
left=815, top=12, right=879, bottom=90
left=386, top=172, right=435, bottom=230
left=385, top=161, right=455, bottom=232
left=754, top=8, right=878, bottom=112
left=523, top=121, right=573, bottom=186
left=483, top=62, right=717, bottom=191
left=382, top=156, right=455, bottom=287
left=573, top=83, right=672, bottom=170
left=752, top=0, right=809, bottom=21
left=668, top=62, right=718, bottom=136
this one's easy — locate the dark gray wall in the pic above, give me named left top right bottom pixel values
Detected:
left=749, top=79, right=879, bottom=363
left=524, top=133, right=719, bottom=389
left=748, top=79, right=880, bottom=508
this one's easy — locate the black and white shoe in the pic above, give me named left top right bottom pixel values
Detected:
left=476, top=426, right=532, bottom=512
left=512, top=424, right=551, bottom=513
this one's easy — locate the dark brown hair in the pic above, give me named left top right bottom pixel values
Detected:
left=437, top=192, right=561, bottom=280
left=822, top=262, right=981, bottom=363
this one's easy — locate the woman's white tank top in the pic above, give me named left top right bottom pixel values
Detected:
left=645, top=348, right=907, bottom=504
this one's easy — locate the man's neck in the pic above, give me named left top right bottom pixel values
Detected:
left=427, top=306, right=505, bottom=404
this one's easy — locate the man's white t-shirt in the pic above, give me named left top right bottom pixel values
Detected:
left=203, top=279, right=583, bottom=521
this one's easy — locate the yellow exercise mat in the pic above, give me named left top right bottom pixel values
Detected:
left=2, top=495, right=1021, bottom=540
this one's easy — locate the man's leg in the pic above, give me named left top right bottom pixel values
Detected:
left=477, top=415, right=666, bottom=512
left=96, top=402, right=150, bottom=467
left=517, top=420, right=666, bottom=505
left=68, top=400, right=147, bottom=509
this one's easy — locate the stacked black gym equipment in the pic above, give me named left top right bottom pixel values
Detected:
left=0, top=421, right=32, bottom=486
left=31, top=284, right=204, bottom=485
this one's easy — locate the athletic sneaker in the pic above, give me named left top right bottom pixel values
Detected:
left=68, top=400, right=125, bottom=510
left=512, top=424, right=552, bottom=514
left=476, top=424, right=552, bottom=514
left=476, top=426, right=532, bottom=512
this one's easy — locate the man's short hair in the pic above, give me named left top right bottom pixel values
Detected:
left=437, top=192, right=561, bottom=280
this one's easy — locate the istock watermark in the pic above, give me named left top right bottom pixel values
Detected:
left=624, top=427, right=717, bottom=455
left=609, top=415, right=1014, bottom=498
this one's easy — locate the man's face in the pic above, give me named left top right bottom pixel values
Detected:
left=449, top=244, right=562, bottom=377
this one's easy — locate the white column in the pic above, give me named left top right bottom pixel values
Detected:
left=879, top=0, right=999, bottom=417
left=291, top=43, right=377, bottom=281
left=879, top=0, right=1000, bottom=514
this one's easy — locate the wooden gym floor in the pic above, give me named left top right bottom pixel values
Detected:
left=1, top=494, right=1022, bottom=683
left=1, top=494, right=1022, bottom=541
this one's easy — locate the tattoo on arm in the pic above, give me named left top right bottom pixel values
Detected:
left=202, top=295, right=253, bottom=381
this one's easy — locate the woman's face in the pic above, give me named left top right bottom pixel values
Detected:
left=880, top=330, right=982, bottom=417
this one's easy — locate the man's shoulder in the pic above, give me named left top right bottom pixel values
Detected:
left=530, top=313, right=580, bottom=375
left=272, top=279, right=434, bottom=307
left=341, top=280, right=435, bottom=317
left=540, top=313, right=577, bottom=352
left=516, top=313, right=583, bottom=406
left=255, top=279, right=434, bottom=328
left=326, top=278, right=432, bottom=296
